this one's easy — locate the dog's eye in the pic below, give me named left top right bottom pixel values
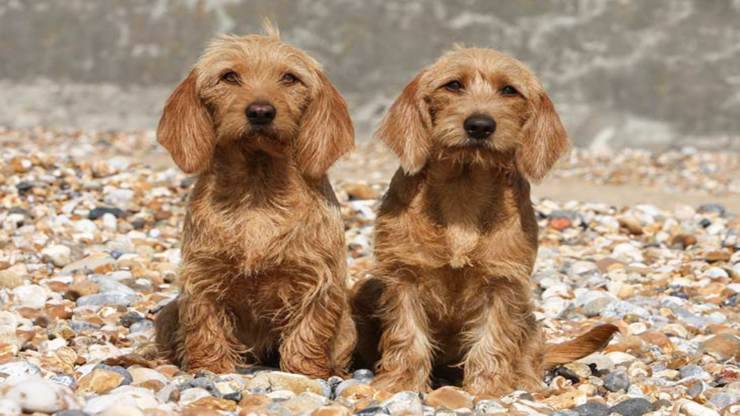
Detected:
left=281, top=73, right=299, bottom=85
left=443, top=80, right=463, bottom=92
left=500, top=85, right=519, bottom=96
left=221, top=71, right=240, bottom=84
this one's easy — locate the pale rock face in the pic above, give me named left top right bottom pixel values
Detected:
left=0, top=0, right=739, bottom=150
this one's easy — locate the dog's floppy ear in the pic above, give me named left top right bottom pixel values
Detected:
left=516, top=88, right=569, bottom=182
left=157, top=69, right=216, bottom=174
left=375, top=71, right=431, bottom=175
left=295, top=71, right=355, bottom=178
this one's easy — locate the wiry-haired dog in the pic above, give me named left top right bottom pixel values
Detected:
left=154, top=26, right=356, bottom=377
left=352, top=48, right=617, bottom=396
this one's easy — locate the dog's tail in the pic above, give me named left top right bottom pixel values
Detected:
left=542, top=324, right=619, bottom=369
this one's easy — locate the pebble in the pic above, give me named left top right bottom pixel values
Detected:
left=12, top=284, right=47, bottom=309
left=0, top=129, right=737, bottom=414
left=609, top=398, right=652, bottom=416
left=0, top=376, right=79, bottom=413
left=603, top=369, right=630, bottom=392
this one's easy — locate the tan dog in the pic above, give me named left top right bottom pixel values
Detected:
left=352, top=47, right=617, bottom=396
left=154, top=26, right=356, bottom=378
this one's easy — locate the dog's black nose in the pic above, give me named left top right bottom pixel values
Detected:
left=464, top=114, right=496, bottom=140
left=246, top=101, right=276, bottom=125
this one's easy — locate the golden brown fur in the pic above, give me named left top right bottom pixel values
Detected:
left=352, top=48, right=616, bottom=396
left=154, top=27, right=356, bottom=378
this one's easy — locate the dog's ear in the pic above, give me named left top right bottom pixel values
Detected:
left=516, top=89, right=569, bottom=182
left=295, top=71, right=355, bottom=178
left=157, top=69, right=216, bottom=174
left=375, top=71, right=431, bottom=175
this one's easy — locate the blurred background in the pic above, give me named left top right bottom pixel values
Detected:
left=1, top=0, right=739, bottom=151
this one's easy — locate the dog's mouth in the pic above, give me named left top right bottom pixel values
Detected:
left=244, top=126, right=287, bottom=144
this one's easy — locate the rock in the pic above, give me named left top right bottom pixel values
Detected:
left=12, top=284, right=46, bottom=309
left=281, top=392, right=327, bottom=414
left=381, top=391, right=423, bottom=415
left=89, top=207, right=125, bottom=220
left=474, top=399, right=508, bottom=414
left=0, top=361, right=42, bottom=382
left=603, top=370, right=630, bottom=392
left=352, top=369, right=374, bottom=381
left=312, top=405, right=352, bottom=416
left=0, top=270, right=23, bottom=289
left=705, top=250, right=731, bottom=263
left=573, top=401, right=610, bottom=416
left=83, top=386, right=159, bottom=414
left=0, top=399, right=21, bottom=416
left=77, top=368, right=126, bottom=394
left=701, top=334, right=740, bottom=361
left=62, top=253, right=115, bottom=274
left=186, top=396, right=237, bottom=412
left=679, top=364, right=709, bottom=380
left=76, top=293, right=138, bottom=307
left=612, top=243, right=644, bottom=263
left=1, top=376, right=79, bottom=413
left=119, top=311, right=145, bottom=327
left=676, top=400, right=720, bottom=416
left=697, top=203, right=725, bottom=216
left=345, top=183, right=379, bottom=200
left=424, top=386, right=473, bottom=409
left=618, top=216, right=644, bottom=235
left=609, top=398, right=653, bottom=416
left=129, top=320, right=154, bottom=334
left=246, top=371, right=325, bottom=395
left=336, top=382, right=375, bottom=401
left=42, top=244, right=72, bottom=267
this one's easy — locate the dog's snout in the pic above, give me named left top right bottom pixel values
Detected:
left=246, top=101, right=276, bottom=125
left=464, top=114, right=496, bottom=140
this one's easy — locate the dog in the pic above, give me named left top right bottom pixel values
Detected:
left=351, top=47, right=617, bottom=396
left=154, top=25, right=356, bottom=378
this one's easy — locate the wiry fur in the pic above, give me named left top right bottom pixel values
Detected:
left=155, top=28, right=356, bottom=377
left=352, top=48, right=616, bottom=396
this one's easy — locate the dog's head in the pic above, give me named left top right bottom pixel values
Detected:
left=157, top=26, right=354, bottom=178
left=376, top=47, right=568, bottom=181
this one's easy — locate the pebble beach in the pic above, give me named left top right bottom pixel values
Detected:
left=0, top=127, right=738, bottom=415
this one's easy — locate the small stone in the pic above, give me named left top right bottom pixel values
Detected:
left=0, top=270, right=23, bottom=289
left=352, top=369, right=374, bottom=381
left=603, top=369, right=630, bottom=392
left=187, top=396, right=237, bottom=412
left=706, top=250, right=731, bottom=263
left=424, top=386, right=473, bottom=409
left=281, top=392, right=327, bottom=414
left=671, top=233, right=698, bottom=248
left=42, top=244, right=72, bottom=267
left=573, top=401, right=610, bottom=416
left=697, top=203, right=725, bottom=216
left=12, top=284, right=47, bottom=309
left=701, top=334, right=740, bottom=361
left=381, top=391, right=423, bottom=415
left=609, top=398, right=652, bottom=416
left=89, top=206, right=125, bottom=220
left=618, top=216, right=643, bottom=235
left=677, top=400, right=720, bottom=416
left=345, top=183, right=379, bottom=200
left=77, top=368, right=126, bottom=394
left=0, top=361, right=42, bottom=382
left=246, top=371, right=325, bottom=395
left=2, top=376, right=79, bottom=413
left=312, top=405, right=352, bottom=416
left=76, top=293, right=138, bottom=307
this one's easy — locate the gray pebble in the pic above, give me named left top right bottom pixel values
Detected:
left=573, top=402, right=610, bottom=416
left=76, top=293, right=138, bottom=306
left=609, top=398, right=653, bottom=416
left=603, top=369, right=630, bottom=392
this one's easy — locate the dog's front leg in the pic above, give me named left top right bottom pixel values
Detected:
left=371, top=282, right=433, bottom=393
left=461, top=279, right=543, bottom=397
left=279, top=284, right=351, bottom=378
left=176, top=290, right=245, bottom=373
